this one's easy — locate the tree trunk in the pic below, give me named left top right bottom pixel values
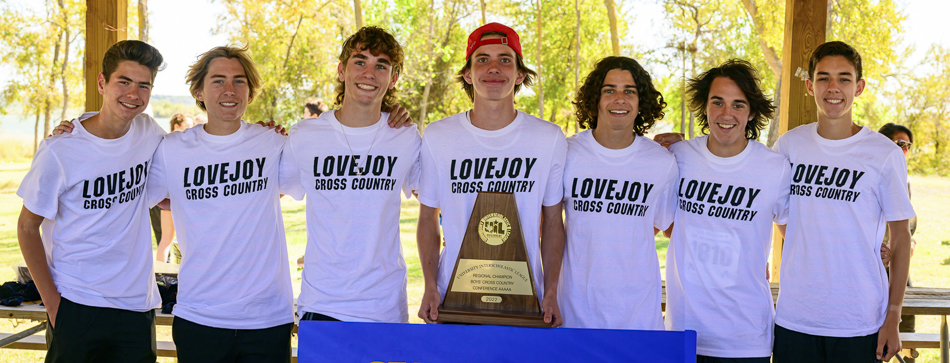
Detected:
left=33, top=112, right=40, bottom=155
left=58, top=0, right=70, bottom=120
left=680, top=41, right=686, bottom=136
left=353, top=0, right=364, bottom=29
left=574, top=0, right=580, bottom=133
left=688, top=43, right=696, bottom=139
left=480, top=0, right=487, bottom=24
left=604, top=0, right=620, bottom=56
left=419, top=81, right=431, bottom=133
left=739, top=0, right=781, bottom=78
left=138, top=0, right=148, bottom=42
left=536, top=0, right=543, bottom=119
left=766, top=79, right=782, bottom=147
left=45, top=30, right=63, bottom=138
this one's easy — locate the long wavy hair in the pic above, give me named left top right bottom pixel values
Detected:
left=572, top=56, right=666, bottom=135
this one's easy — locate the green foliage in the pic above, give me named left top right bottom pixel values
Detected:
left=150, top=99, right=203, bottom=119
left=506, top=0, right=618, bottom=130
left=368, top=0, right=474, bottom=126
left=877, top=45, right=950, bottom=175
left=214, top=0, right=348, bottom=126
left=0, top=0, right=84, bottom=141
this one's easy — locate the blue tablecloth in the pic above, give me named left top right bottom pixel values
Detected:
left=299, top=321, right=696, bottom=362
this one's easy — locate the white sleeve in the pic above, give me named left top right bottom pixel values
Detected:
left=16, top=140, right=66, bottom=219
left=145, top=139, right=170, bottom=207
left=416, top=135, right=440, bottom=208
left=401, top=131, right=422, bottom=199
left=278, top=138, right=306, bottom=201
left=771, top=133, right=789, bottom=158
left=773, top=159, right=792, bottom=224
left=879, top=149, right=915, bottom=222
left=653, top=160, right=680, bottom=231
left=542, top=131, right=568, bottom=207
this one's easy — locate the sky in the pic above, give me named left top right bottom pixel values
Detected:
left=1, top=0, right=947, bottom=99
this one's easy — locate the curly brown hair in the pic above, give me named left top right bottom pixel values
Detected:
left=572, top=56, right=666, bottom=135
left=335, top=26, right=404, bottom=112
left=455, top=31, right=537, bottom=102
left=688, top=59, right=774, bottom=140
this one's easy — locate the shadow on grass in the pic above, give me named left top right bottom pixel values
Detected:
left=942, top=257, right=950, bottom=266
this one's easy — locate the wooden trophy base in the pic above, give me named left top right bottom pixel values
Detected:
left=437, top=306, right=552, bottom=328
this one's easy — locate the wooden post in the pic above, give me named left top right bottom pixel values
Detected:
left=771, top=0, right=826, bottom=282
left=85, top=0, right=128, bottom=112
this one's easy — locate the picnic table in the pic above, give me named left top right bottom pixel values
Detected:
left=2, top=283, right=948, bottom=362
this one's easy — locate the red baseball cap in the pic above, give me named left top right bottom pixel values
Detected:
left=465, top=22, right=523, bottom=60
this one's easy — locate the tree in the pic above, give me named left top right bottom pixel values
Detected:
left=655, top=0, right=906, bottom=144
left=506, top=0, right=619, bottom=129
left=353, top=0, right=364, bottom=29
left=0, top=0, right=83, bottom=153
left=604, top=0, right=620, bottom=56
left=881, top=45, right=950, bottom=174
left=215, top=0, right=354, bottom=124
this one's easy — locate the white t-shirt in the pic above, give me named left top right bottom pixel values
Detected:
left=418, top=111, right=567, bottom=301
left=281, top=110, right=421, bottom=323
left=146, top=121, right=294, bottom=329
left=772, top=123, right=915, bottom=337
left=558, top=131, right=678, bottom=330
left=664, top=136, right=791, bottom=357
left=17, top=112, right=164, bottom=311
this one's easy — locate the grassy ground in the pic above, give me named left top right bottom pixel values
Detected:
left=0, top=161, right=947, bottom=362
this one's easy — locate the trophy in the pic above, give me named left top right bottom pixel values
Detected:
left=437, top=191, right=551, bottom=328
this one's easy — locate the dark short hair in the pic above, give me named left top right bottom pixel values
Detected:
left=456, top=31, right=537, bottom=102
left=102, top=40, right=165, bottom=82
left=688, top=59, right=775, bottom=140
left=878, top=123, right=913, bottom=143
left=169, top=112, right=191, bottom=130
left=186, top=46, right=263, bottom=112
left=336, top=26, right=404, bottom=112
left=305, top=99, right=329, bottom=117
left=809, top=41, right=863, bottom=81
left=572, top=56, right=666, bottom=135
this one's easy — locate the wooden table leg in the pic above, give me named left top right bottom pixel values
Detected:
left=0, top=322, right=46, bottom=348
left=941, top=314, right=948, bottom=363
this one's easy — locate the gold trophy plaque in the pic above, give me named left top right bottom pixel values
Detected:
left=437, top=192, right=551, bottom=328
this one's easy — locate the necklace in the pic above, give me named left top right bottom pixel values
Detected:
left=340, top=120, right=382, bottom=176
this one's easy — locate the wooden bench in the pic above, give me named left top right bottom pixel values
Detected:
left=0, top=332, right=299, bottom=361
left=901, top=333, right=942, bottom=349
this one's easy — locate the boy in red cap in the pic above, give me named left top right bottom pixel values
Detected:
left=415, top=23, right=567, bottom=326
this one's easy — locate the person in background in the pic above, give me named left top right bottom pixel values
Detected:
left=878, top=122, right=918, bottom=362
left=153, top=112, right=195, bottom=262
left=302, top=98, right=329, bottom=119
left=296, top=97, right=329, bottom=267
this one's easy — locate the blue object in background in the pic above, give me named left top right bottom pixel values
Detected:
left=298, top=321, right=696, bottom=362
